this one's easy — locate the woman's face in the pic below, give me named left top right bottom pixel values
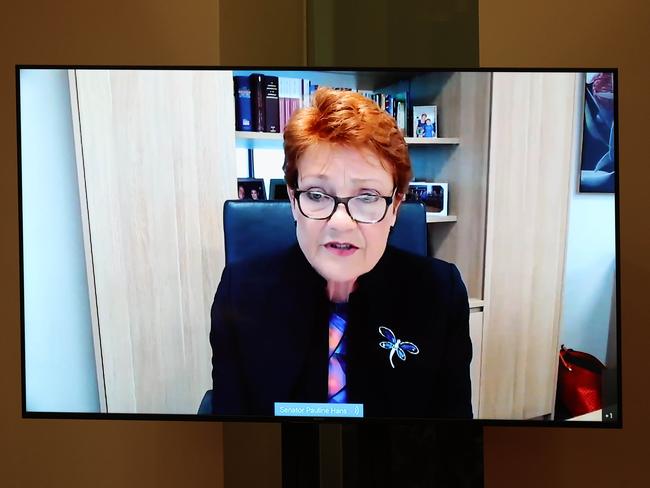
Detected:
left=289, top=143, right=401, bottom=284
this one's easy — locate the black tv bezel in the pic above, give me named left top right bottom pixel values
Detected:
left=16, top=65, right=622, bottom=429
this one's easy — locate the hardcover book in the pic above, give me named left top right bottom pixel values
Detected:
left=263, top=75, right=280, bottom=133
left=249, top=73, right=265, bottom=132
left=279, top=77, right=302, bottom=132
left=233, top=76, right=253, bottom=132
left=302, top=79, right=311, bottom=108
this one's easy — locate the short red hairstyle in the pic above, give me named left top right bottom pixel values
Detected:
left=283, top=87, right=412, bottom=194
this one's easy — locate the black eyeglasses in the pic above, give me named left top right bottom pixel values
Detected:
left=293, top=188, right=397, bottom=224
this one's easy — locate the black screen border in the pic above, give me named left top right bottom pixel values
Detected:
left=16, top=65, right=622, bottom=429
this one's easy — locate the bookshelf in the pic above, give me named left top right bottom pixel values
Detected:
left=233, top=70, right=491, bottom=304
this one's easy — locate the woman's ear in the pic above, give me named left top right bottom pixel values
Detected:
left=393, top=193, right=404, bottom=213
left=388, top=193, right=403, bottom=226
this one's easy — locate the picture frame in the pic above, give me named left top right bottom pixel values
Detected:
left=579, top=72, right=615, bottom=193
left=237, top=178, right=267, bottom=200
left=412, top=105, right=438, bottom=138
left=269, top=179, right=290, bottom=200
left=406, top=182, right=448, bottom=215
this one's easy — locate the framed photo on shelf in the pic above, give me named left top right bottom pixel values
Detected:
left=413, top=105, right=437, bottom=138
left=237, top=178, right=267, bottom=200
left=269, top=179, right=290, bottom=200
left=406, top=182, right=448, bottom=215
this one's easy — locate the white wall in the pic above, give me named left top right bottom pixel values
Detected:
left=559, top=76, right=617, bottom=365
left=21, top=69, right=100, bottom=412
left=560, top=194, right=616, bottom=364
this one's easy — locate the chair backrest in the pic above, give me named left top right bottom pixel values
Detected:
left=199, top=200, right=428, bottom=414
left=223, top=200, right=427, bottom=265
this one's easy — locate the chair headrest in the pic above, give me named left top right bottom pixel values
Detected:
left=223, top=200, right=427, bottom=265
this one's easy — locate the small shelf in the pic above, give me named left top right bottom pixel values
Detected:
left=235, top=132, right=461, bottom=149
left=235, top=131, right=283, bottom=150
left=404, top=137, right=460, bottom=145
left=426, top=213, right=457, bottom=223
left=236, top=131, right=282, bottom=140
left=469, top=298, right=485, bottom=309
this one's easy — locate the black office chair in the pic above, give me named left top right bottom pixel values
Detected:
left=198, top=200, right=428, bottom=414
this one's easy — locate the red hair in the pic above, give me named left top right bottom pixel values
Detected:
left=283, top=87, right=412, bottom=194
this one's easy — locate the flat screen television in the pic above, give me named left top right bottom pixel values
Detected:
left=18, top=66, right=620, bottom=427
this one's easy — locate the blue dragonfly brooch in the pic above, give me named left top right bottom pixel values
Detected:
left=378, top=326, right=420, bottom=368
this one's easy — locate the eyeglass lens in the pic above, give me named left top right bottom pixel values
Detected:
left=298, top=191, right=387, bottom=222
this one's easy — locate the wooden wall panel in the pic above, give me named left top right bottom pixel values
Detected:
left=480, top=72, right=577, bottom=419
left=73, top=69, right=237, bottom=413
left=432, top=71, right=491, bottom=299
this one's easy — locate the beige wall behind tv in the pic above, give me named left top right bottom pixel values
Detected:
left=480, top=0, right=649, bottom=486
left=0, top=2, right=226, bottom=487
left=1, top=1, right=649, bottom=488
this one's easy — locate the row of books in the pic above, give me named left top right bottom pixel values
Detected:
left=360, top=91, right=408, bottom=135
left=233, top=74, right=409, bottom=135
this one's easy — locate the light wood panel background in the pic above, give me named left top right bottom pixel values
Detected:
left=69, top=73, right=108, bottom=413
left=480, top=72, right=577, bottom=419
left=431, top=72, right=491, bottom=300
left=407, top=71, right=491, bottom=299
left=71, top=69, right=237, bottom=413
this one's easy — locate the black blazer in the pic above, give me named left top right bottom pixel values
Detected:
left=210, top=244, right=472, bottom=419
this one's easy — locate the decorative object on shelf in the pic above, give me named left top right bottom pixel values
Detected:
left=413, top=105, right=438, bottom=138
left=237, top=178, right=267, bottom=201
left=579, top=72, right=615, bottom=193
left=407, top=182, right=448, bottom=216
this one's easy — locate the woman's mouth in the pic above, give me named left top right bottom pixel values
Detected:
left=324, top=242, right=359, bottom=256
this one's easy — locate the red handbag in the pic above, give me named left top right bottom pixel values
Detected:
left=555, top=345, right=605, bottom=418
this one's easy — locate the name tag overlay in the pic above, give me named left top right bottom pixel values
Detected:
left=274, top=402, right=364, bottom=418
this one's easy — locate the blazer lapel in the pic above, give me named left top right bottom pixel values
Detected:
left=346, top=246, right=423, bottom=415
left=249, top=246, right=329, bottom=408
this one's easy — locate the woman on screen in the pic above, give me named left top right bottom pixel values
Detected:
left=210, top=88, right=472, bottom=419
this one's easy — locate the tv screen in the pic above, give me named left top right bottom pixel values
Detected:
left=18, top=66, right=620, bottom=426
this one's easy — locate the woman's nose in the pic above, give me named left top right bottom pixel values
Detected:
left=328, top=202, right=356, bottom=228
